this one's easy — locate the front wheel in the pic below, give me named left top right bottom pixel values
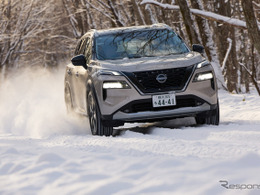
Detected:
left=195, top=101, right=220, bottom=125
left=87, top=89, right=113, bottom=136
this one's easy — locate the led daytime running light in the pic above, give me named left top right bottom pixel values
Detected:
left=103, top=81, right=130, bottom=89
left=194, top=72, right=213, bottom=82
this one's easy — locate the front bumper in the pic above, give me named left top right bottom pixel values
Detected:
left=93, top=64, right=218, bottom=125
left=113, top=102, right=210, bottom=121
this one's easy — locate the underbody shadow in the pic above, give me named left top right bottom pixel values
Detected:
left=113, top=117, right=197, bottom=136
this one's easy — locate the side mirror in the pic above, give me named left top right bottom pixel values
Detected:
left=71, top=54, right=86, bottom=66
left=192, top=44, right=205, bottom=54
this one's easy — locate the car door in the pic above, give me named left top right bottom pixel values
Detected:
left=72, top=36, right=92, bottom=113
left=66, top=39, right=84, bottom=112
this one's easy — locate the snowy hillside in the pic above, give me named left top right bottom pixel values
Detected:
left=0, top=68, right=260, bottom=195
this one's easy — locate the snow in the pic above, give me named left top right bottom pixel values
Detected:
left=1, top=68, right=260, bottom=195
left=141, top=0, right=250, bottom=29
left=190, top=8, right=247, bottom=29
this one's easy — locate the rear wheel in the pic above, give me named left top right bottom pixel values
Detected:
left=87, top=89, right=113, bottom=136
left=195, top=101, right=219, bottom=125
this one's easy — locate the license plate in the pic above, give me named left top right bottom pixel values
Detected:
left=152, top=94, right=176, bottom=107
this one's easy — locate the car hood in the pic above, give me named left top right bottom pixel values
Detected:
left=97, top=52, right=204, bottom=72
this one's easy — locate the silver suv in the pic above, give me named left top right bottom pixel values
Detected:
left=64, top=24, right=219, bottom=136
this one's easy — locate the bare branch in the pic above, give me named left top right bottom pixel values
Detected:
left=221, top=38, right=232, bottom=72
left=85, top=1, right=116, bottom=24
left=141, top=0, right=249, bottom=29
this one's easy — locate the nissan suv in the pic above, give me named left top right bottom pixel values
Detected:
left=64, top=24, right=219, bottom=136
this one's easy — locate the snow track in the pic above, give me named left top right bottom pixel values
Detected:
left=0, top=68, right=260, bottom=194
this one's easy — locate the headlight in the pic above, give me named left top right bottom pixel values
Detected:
left=197, top=60, right=210, bottom=69
left=103, top=81, right=130, bottom=89
left=193, top=71, right=213, bottom=82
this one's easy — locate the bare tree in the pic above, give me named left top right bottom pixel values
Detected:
left=0, top=0, right=75, bottom=82
left=175, top=0, right=199, bottom=45
left=1, top=0, right=36, bottom=80
left=131, top=0, right=146, bottom=25
left=240, top=0, right=260, bottom=95
left=1, top=0, right=259, bottom=95
left=241, top=0, right=260, bottom=54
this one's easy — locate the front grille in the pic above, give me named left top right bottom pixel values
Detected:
left=123, top=65, right=195, bottom=93
left=120, top=95, right=205, bottom=113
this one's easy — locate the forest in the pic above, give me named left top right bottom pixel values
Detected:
left=0, top=0, right=259, bottom=95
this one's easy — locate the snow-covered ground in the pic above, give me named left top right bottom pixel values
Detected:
left=0, top=68, right=260, bottom=195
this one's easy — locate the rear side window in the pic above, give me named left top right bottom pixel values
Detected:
left=74, top=40, right=83, bottom=56
left=84, top=37, right=92, bottom=64
left=74, top=38, right=88, bottom=56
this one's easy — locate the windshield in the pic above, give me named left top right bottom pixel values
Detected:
left=95, top=29, right=189, bottom=60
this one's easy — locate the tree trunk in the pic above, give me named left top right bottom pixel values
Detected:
left=190, top=0, right=225, bottom=89
left=160, top=0, right=171, bottom=25
left=131, top=0, right=146, bottom=25
left=86, top=0, right=97, bottom=29
left=2, top=0, right=11, bottom=76
left=241, top=0, right=260, bottom=54
left=140, top=3, right=153, bottom=25
left=175, top=0, right=200, bottom=45
left=213, top=0, right=238, bottom=93
left=242, top=44, right=260, bottom=96
left=190, top=0, right=212, bottom=61
left=107, top=0, right=124, bottom=27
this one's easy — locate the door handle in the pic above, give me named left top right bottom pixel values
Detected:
left=76, top=72, right=79, bottom=77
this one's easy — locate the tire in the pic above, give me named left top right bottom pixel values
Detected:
left=195, top=101, right=220, bottom=125
left=87, top=89, right=113, bottom=136
left=64, top=85, right=73, bottom=114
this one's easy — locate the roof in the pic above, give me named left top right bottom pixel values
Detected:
left=89, top=23, right=172, bottom=37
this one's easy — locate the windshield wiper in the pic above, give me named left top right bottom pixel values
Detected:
left=127, top=54, right=142, bottom=59
left=144, top=54, right=156, bottom=57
